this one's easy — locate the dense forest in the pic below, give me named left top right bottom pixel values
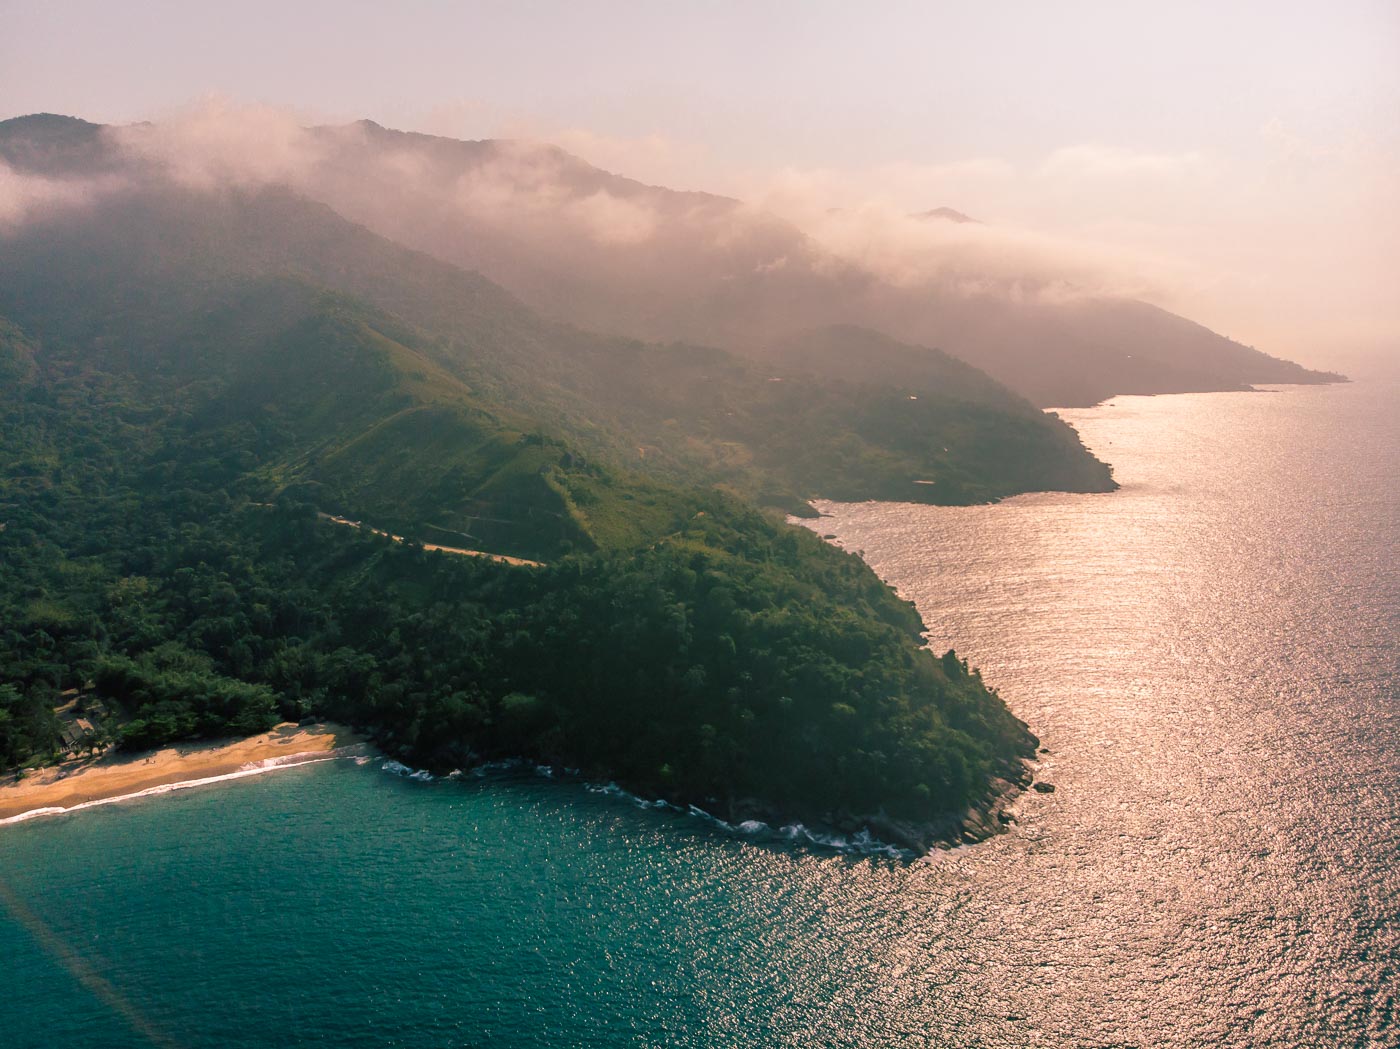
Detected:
left=0, top=322, right=1033, bottom=829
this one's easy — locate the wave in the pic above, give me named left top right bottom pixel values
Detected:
left=380, top=760, right=435, bottom=782
left=378, top=759, right=915, bottom=859
left=7, top=749, right=912, bottom=857
left=774, top=823, right=912, bottom=859
left=471, top=758, right=530, bottom=776
left=576, top=780, right=912, bottom=858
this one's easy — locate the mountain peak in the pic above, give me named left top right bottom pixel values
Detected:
left=0, top=112, right=100, bottom=134
left=912, top=206, right=978, bottom=224
left=0, top=112, right=110, bottom=176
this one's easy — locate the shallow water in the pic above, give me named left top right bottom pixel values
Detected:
left=2, top=381, right=1396, bottom=1048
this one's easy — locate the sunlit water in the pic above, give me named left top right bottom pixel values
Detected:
left=2, top=382, right=1396, bottom=1048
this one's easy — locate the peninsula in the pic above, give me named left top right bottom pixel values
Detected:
left=0, top=112, right=1330, bottom=850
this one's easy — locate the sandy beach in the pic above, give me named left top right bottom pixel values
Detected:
left=0, top=722, right=369, bottom=824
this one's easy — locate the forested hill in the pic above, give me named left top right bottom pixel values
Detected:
left=0, top=288, right=1036, bottom=850
left=0, top=172, right=1115, bottom=516
left=0, top=116, right=1118, bottom=847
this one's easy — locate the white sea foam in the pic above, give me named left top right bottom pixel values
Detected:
left=380, top=760, right=434, bottom=781
left=687, top=804, right=734, bottom=833
left=773, top=821, right=911, bottom=859
left=457, top=765, right=914, bottom=858
left=584, top=781, right=667, bottom=810
left=573, top=781, right=910, bottom=854
left=473, top=758, right=528, bottom=776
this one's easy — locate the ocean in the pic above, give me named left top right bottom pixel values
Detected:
left=2, top=381, right=1396, bottom=1048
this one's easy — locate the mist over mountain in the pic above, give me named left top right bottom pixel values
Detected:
left=1, top=111, right=1342, bottom=407
left=276, top=118, right=1350, bottom=406
left=0, top=117, right=1112, bottom=519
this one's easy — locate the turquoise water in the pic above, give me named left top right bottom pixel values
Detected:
left=3, top=381, right=1397, bottom=1047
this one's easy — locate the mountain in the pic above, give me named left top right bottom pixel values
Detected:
left=2, top=114, right=1341, bottom=408
left=912, top=207, right=979, bottom=223
left=0, top=117, right=1115, bottom=516
left=291, top=119, right=1346, bottom=406
left=0, top=115, right=1125, bottom=848
left=0, top=265, right=1039, bottom=849
left=0, top=112, right=113, bottom=176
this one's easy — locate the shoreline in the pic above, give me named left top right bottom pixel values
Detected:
left=0, top=722, right=370, bottom=826
left=719, top=760, right=1037, bottom=858
left=0, top=720, right=1035, bottom=858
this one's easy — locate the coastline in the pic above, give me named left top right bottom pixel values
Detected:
left=0, top=722, right=369, bottom=826
left=0, top=710, right=1035, bottom=857
left=718, top=760, right=1037, bottom=858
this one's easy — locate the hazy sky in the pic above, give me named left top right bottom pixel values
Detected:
left=3, top=0, right=1397, bottom=373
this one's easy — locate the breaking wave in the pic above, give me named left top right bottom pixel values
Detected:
left=579, top=780, right=913, bottom=858
left=380, top=760, right=435, bottom=782
left=372, top=757, right=913, bottom=858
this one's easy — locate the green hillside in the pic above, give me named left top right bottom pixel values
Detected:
left=0, top=294, right=1035, bottom=848
left=0, top=157, right=1110, bottom=846
left=0, top=182, right=1114, bottom=517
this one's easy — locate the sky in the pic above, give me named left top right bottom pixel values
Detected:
left=3, top=0, right=1397, bottom=374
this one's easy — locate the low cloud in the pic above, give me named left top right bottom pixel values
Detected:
left=749, top=164, right=1194, bottom=304
left=112, top=99, right=330, bottom=190
left=4, top=100, right=1207, bottom=310
left=543, top=127, right=715, bottom=193
left=435, top=137, right=663, bottom=245
left=1040, top=144, right=1207, bottom=179
left=0, top=102, right=1217, bottom=322
left=0, top=162, right=119, bottom=231
left=6, top=100, right=1388, bottom=365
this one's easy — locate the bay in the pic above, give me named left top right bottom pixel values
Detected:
left=2, top=381, right=1395, bottom=1048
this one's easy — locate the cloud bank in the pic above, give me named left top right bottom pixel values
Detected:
left=3, top=100, right=1392, bottom=368
left=2, top=102, right=1197, bottom=306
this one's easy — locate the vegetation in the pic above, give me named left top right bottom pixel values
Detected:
left=0, top=320, right=1033, bottom=820
left=0, top=269, right=1048, bottom=827
left=0, top=169, right=1070, bottom=832
left=0, top=180, right=1115, bottom=529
